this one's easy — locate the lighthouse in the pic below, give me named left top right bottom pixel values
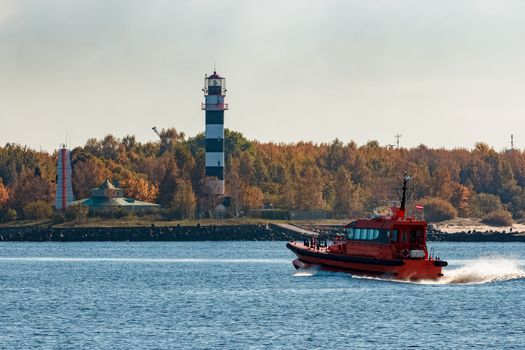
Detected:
left=202, top=71, right=228, bottom=195
left=55, top=144, right=75, bottom=211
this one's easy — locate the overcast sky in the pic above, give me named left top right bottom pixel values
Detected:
left=1, top=0, right=525, bottom=152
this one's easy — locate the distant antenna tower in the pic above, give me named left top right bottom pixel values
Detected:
left=395, top=134, right=402, bottom=149
left=55, top=144, right=75, bottom=211
left=511, top=134, right=514, bottom=151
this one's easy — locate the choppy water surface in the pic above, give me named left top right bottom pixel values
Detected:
left=0, top=241, right=524, bottom=349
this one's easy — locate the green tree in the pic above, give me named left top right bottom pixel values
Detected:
left=23, top=200, right=53, bottom=221
left=65, top=205, right=89, bottom=221
left=5, top=209, right=17, bottom=221
left=469, top=193, right=504, bottom=218
left=158, top=161, right=179, bottom=206
left=169, top=180, right=196, bottom=219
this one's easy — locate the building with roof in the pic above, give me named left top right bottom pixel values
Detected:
left=71, top=179, right=160, bottom=211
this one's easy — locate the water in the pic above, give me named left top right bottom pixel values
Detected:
left=0, top=241, right=524, bottom=349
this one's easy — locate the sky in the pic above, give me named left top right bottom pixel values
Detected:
left=1, top=0, right=525, bottom=152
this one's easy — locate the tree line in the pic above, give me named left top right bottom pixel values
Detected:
left=0, top=128, right=524, bottom=223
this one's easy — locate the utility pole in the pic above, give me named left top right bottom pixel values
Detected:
left=395, top=134, right=402, bottom=149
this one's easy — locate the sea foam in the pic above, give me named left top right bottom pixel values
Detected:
left=436, top=258, right=525, bottom=285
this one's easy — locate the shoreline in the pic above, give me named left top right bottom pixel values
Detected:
left=1, top=223, right=525, bottom=242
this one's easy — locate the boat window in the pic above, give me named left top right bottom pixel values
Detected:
left=402, top=231, right=407, bottom=242
left=392, top=230, right=398, bottom=241
left=347, top=228, right=384, bottom=241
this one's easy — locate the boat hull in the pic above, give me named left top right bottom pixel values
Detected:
left=287, top=242, right=446, bottom=280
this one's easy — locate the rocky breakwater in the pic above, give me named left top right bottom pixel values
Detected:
left=428, top=228, right=525, bottom=242
left=0, top=224, right=306, bottom=242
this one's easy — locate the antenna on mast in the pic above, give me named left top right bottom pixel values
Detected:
left=395, top=134, right=402, bottom=149
left=400, top=172, right=411, bottom=212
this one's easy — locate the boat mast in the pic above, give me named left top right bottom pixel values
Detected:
left=398, top=172, right=411, bottom=218
left=400, top=172, right=410, bottom=211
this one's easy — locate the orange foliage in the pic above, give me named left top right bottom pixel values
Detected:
left=72, top=158, right=112, bottom=199
left=6, top=129, right=525, bottom=220
left=0, top=179, right=8, bottom=207
left=241, top=186, right=264, bottom=211
left=8, top=171, right=54, bottom=212
left=120, top=176, right=159, bottom=203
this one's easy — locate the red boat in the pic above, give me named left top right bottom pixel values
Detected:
left=287, top=173, right=447, bottom=280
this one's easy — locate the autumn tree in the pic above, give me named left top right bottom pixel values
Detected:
left=72, top=157, right=112, bottom=199
left=169, top=179, right=196, bottom=219
left=294, top=166, right=325, bottom=211
left=6, top=129, right=525, bottom=222
left=449, top=182, right=472, bottom=217
left=241, top=186, right=264, bottom=212
left=226, top=157, right=243, bottom=216
left=333, top=166, right=363, bottom=218
left=420, top=197, right=457, bottom=222
left=481, top=210, right=513, bottom=227
left=135, top=155, right=174, bottom=186
left=8, top=170, right=54, bottom=213
left=0, top=179, right=8, bottom=208
left=120, top=176, right=159, bottom=203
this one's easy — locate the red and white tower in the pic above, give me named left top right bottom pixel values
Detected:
left=55, top=144, right=75, bottom=211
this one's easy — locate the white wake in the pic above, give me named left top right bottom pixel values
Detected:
left=293, top=267, right=319, bottom=277
left=435, top=258, right=525, bottom=285
left=337, top=258, right=525, bottom=285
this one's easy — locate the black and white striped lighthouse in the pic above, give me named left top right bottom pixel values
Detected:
left=202, top=71, right=228, bottom=195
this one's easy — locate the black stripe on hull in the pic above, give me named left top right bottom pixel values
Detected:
left=286, top=242, right=404, bottom=266
left=205, top=139, right=224, bottom=152
left=206, top=166, right=224, bottom=180
left=205, top=111, right=224, bottom=124
left=296, top=258, right=399, bottom=277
